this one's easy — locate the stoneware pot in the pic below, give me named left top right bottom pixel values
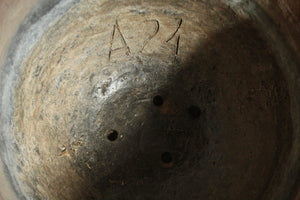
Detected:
left=0, top=0, right=299, bottom=199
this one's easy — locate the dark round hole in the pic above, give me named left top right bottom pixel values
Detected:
left=161, top=152, right=172, bottom=163
left=107, top=130, right=118, bottom=141
left=188, top=105, right=201, bottom=118
left=153, top=95, right=164, bottom=106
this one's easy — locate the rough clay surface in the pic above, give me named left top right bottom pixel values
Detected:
left=0, top=0, right=299, bottom=200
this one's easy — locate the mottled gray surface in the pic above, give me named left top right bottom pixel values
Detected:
left=0, top=0, right=80, bottom=199
left=0, top=0, right=299, bottom=199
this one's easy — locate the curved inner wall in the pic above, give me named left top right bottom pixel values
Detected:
left=0, top=0, right=298, bottom=200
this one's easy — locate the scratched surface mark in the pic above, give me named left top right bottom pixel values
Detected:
left=10, top=0, right=292, bottom=199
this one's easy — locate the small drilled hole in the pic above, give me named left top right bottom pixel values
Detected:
left=107, top=130, right=118, bottom=141
left=153, top=95, right=164, bottom=106
left=188, top=105, right=201, bottom=118
left=161, top=152, right=172, bottom=163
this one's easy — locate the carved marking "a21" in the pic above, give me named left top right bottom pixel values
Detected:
left=140, top=19, right=160, bottom=53
left=166, top=18, right=182, bottom=61
left=108, top=18, right=183, bottom=61
left=108, top=20, right=131, bottom=61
